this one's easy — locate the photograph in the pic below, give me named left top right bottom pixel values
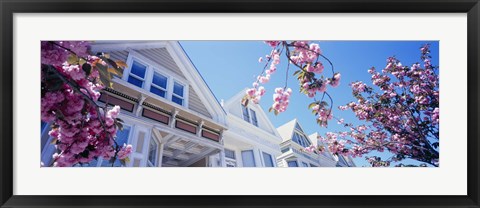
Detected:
left=40, top=40, right=439, bottom=168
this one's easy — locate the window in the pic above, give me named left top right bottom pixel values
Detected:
left=150, top=73, right=168, bottom=98
left=250, top=109, right=258, bottom=127
left=242, top=105, right=250, bottom=122
left=99, top=126, right=131, bottom=167
left=147, top=138, right=159, bottom=167
left=302, top=162, right=309, bottom=167
left=241, top=150, right=256, bottom=167
left=262, top=152, right=274, bottom=167
left=287, top=160, right=298, bottom=167
left=172, top=81, right=185, bottom=105
left=281, top=148, right=290, bottom=153
left=225, top=149, right=236, bottom=159
left=295, top=123, right=303, bottom=132
left=41, top=121, right=47, bottom=133
left=241, top=105, right=258, bottom=127
left=127, top=61, right=147, bottom=88
left=292, top=132, right=312, bottom=148
left=41, top=121, right=49, bottom=150
left=125, top=55, right=189, bottom=107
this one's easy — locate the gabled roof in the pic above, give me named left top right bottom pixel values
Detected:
left=223, top=89, right=281, bottom=137
left=276, top=119, right=312, bottom=143
left=91, top=41, right=227, bottom=126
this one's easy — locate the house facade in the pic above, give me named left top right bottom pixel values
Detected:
left=276, top=119, right=339, bottom=167
left=40, top=41, right=355, bottom=168
left=208, top=90, right=283, bottom=167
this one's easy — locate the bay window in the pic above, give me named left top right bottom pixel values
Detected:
left=124, top=55, right=188, bottom=107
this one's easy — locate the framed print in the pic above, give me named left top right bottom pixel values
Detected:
left=1, top=0, right=479, bottom=207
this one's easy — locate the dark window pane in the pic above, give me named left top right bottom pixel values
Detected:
left=250, top=109, right=258, bottom=126
left=148, top=139, right=158, bottom=166
left=225, top=149, right=236, bottom=159
left=130, top=61, right=146, bottom=78
left=41, top=121, right=47, bottom=132
left=172, top=95, right=183, bottom=105
left=128, top=76, right=143, bottom=88
left=287, top=161, right=298, bottom=167
left=152, top=73, right=167, bottom=89
left=242, top=106, right=250, bottom=122
left=173, top=82, right=184, bottom=97
left=150, top=86, right=166, bottom=98
left=241, top=150, right=256, bottom=167
left=262, top=152, right=274, bottom=167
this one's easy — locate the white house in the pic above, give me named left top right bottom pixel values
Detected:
left=42, top=41, right=229, bottom=167
left=276, top=119, right=339, bottom=167
left=208, top=90, right=283, bottom=167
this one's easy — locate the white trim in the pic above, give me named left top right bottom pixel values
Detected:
left=261, top=151, right=275, bottom=167
left=147, top=135, right=160, bottom=167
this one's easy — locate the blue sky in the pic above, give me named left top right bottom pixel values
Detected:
left=180, top=41, right=439, bottom=167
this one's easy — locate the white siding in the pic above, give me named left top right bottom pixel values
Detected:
left=135, top=48, right=186, bottom=79
left=188, top=86, right=212, bottom=118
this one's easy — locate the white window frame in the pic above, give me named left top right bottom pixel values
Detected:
left=224, top=148, right=237, bottom=167
left=150, top=71, right=169, bottom=98
left=147, top=136, right=160, bottom=167
left=292, top=131, right=312, bottom=148
left=261, top=151, right=275, bottom=167
left=126, top=58, right=148, bottom=88
left=241, top=150, right=256, bottom=167
left=171, top=79, right=186, bottom=106
left=241, top=105, right=259, bottom=127
left=241, top=105, right=250, bottom=123
left=249, top=109, right=258, bottom=127
left=123, top=52, right=189, bottom=107
left=287, top=160, right=299, bottom=167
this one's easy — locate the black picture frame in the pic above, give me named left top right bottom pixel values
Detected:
left=1, top=0, right=479, bottom=207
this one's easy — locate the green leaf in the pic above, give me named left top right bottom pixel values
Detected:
left=67, top=54, right=79, bottom=65
left=308, top=102, right=318, bottom=109
left=79, top=58, right=87, bottom=66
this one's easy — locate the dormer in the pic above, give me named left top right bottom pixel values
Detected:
left=223, top=89, right=281, bottom=138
